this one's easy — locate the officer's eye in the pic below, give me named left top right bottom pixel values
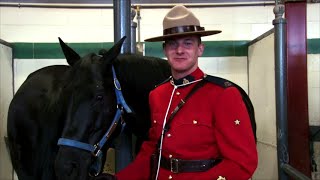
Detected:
left=166, top=41, right=178, bottom=49
left=184, top=42, right=193, bottom=47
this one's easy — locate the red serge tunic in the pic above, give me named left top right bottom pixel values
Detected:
left=116, top=68, right=258, bottom=180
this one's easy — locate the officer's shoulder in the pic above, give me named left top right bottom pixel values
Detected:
left=154, top=76, right=171, bottom=88
left=204, top=74, right=234, bottom=89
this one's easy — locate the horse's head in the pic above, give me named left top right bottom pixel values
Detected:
left=54, top=37, right=127, bottom=180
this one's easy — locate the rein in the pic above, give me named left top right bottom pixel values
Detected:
left=57, top=65, right=132, bottom=159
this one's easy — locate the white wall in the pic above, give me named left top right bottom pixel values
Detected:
left=248, top=33, right=278, bottom=180
left=0, top=43, right=14, bottom=180
left=308, top=54, right=320, bottom=180
left=1, top=4, right=318, bottom=42
left=307, top=3, right=320, bottom=39
left=308, top=54, right=320, bottom=126
left=199, top=57, right=248, bottom=92
left=0, top=5, right=274, bottom=42
left=13, top=59, right=68, bottom=92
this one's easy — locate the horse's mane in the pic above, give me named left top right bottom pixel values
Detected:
left=114, top=54, right=171, bottom=90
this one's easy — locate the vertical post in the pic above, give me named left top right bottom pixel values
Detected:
left=285, top=0, right=311, bottom=177
left=273, top=3, right=289, bottom=180
left=135, top=5, right=143, bottom=55
left=131, top=8, right=137, bottom=54
left=114, top=0, right=131, bottom=53
left=113, top=0, right=133, bottom=172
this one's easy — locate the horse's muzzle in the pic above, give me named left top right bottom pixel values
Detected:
left=55, top=146, right=92, bottom=180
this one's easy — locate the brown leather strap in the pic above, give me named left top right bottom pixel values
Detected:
left=164, top=80, right=206, bottom=133
left=157, top=80, right=206, bottom=148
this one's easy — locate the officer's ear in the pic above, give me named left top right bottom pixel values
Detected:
left=163, top=41, right=168, bottom=57
left=197, top=43, right=204, bottom=57
left=162, top=42, right=166, bottom=49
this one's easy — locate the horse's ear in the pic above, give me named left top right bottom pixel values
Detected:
left=58, top=37, right=81, bottom=66
left=101, top=36, right=126, bottom=63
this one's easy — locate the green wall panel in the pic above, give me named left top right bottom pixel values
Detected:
left=34, top=43, right=64, bottom=59
left=11, top=39, right=319, bottom=59
left=144, top=42, right=164, bottom=58
left=308, top=39, right=320, bottom=54
left=12, top=42, right=114, bottom=59
left=13, top=43, right=34, bottom=59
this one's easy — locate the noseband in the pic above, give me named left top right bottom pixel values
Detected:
left=57, top=65, right=132, bottom=174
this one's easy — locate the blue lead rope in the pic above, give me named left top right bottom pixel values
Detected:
left=57, top=65, right=133, bottom=175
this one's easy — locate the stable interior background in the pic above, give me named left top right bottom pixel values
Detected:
left=0, top=1, right=319, bottom=179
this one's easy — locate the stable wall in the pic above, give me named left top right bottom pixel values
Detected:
left=248, top=30, right=278, bottom=180
left=1, top=4, right=319, bottom=41
left=248, top=28, right=320, bottom=179
left=0, top=40, right=14, bottom=180
left=0, top=5, right=275, bottom=42
left=0, top=3, right=319, bottom=180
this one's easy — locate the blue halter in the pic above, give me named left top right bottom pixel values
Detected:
left=57, top=65, right=132, bottom=169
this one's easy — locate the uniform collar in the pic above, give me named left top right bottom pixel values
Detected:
left=170, top=68, right=204, bottom=86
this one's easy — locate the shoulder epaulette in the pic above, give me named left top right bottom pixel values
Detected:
left=204, top=74, right=257, bottom=142
left=204, top=74, right=234, bottom=89
left=154, top=76, right=172, bottom=88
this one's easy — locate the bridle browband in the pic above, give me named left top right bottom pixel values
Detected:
left=57, top=65, right=132, bottom=160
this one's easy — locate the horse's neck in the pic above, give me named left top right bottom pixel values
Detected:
left=114, top=55, right=170, bottom=138
left=114, top=55, right=171, bottom=111
left=115, top=55, right=171, bottom=96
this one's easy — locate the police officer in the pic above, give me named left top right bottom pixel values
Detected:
left=96, top=5, right=258, bottom=180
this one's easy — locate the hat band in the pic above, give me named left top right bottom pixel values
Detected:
left=163, top=25, right=205, bottom=36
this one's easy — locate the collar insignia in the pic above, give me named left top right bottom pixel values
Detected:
left=172, top=75, right=195, bottom=86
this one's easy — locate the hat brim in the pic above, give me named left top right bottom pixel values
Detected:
left=144, top=30, right=222, bottom=42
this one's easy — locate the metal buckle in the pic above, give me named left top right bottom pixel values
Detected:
left=92, top=144, right=101, bottom=157
left=170, top=158, right=179, bottom=173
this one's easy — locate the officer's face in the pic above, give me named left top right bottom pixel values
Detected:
left=164, top=35, right=204, bottom=79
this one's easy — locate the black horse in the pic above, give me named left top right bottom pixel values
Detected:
left=6, top=37, right=171, bottom=180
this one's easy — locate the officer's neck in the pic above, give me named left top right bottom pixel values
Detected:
left=171, top=67, right=197, bottom=80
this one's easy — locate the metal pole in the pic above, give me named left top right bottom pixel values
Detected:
left=273, top=3, right=289, bottom=180
left=113, top=0, right=132, bottom=172
left=131, top=8, right=137, bottom=54
left=281, top=164, right=311, bottom=180
left=113, top=0, right=131, bottom=53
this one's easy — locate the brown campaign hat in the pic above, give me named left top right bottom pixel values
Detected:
left=144, top=5, right=221, bottom=42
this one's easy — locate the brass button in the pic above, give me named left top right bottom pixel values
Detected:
left=168, top=175, right=173, bottom=179
left=183, top=78, right=189, bottom=84
left=193, top=120, right=198, bottom=124
left=167, top=133, right=171, bottom=137
left=176, top=92, right=180, bottom=96
left=224, top=81, right=232, bottom=87
left=169, top=154, right=173, bottom=158
left=217, top=176, right=226, bottom=180
left=153, top=120, right=157, bottom=123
